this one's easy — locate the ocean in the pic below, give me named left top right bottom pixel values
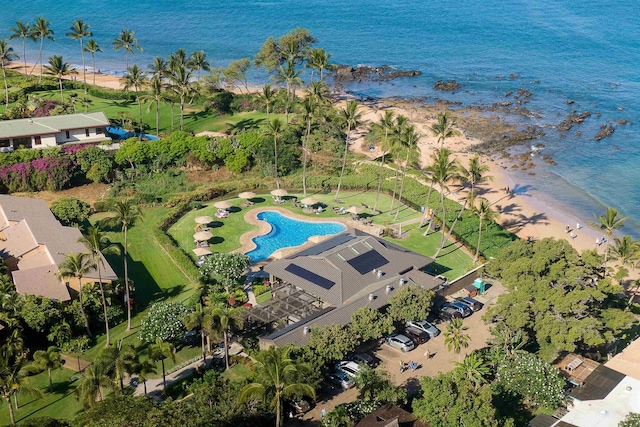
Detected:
left=2, top=0, right=639, bottom=237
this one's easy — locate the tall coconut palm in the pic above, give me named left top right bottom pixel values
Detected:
left=9, top=21, right=31, bottom=77
left=388, top=115, right=409, bottom=214
left=44, top=55, right=76, bottom=103
left=57, top=252, right=96, bottom=337
left=444, top=318, right=470, bottom=362
left=307, top=48, right=331, bottom=83
left=273, top=59, right=302, bottom=123
left=260, top=83, right=276, bottom=120
left=98, top=199, right=143, bottom=331
left=133, top=359, right=156, bottom=395
left=394, top=124, right=421, bottom=220
left=335, top=100, right=363, bottom=201
left=32, top=346, right=62, bottom=392
left=66, top=20, right=92, bottom=93
left=183, top=303, right=213, bottom=362
left=148, top=338, right=175, bottom=391
left=30, top=17, right=55, bottom=83
left=430, top=111, right=460, bottom=148
left=473, top=197, right=499, bottom=262
left=187, top=50, right=210, bottom=81
left=308, top=80, right=330, bottom=106
left=371, top=111, right=396, bottom=214
left=301, top=96, right=318, bottom=196
left=78, top=227, right=121, bottom=346
left=238, top=346, right=315, bottom=427
left=210, top=305, right=244, bottom=370
left=453, top=352, right=489, bottom=390
left=149, top=56, right=168, bottom=80
left=121, top=65, right=147, bottom=131
left=609, top=235, right=640, bottom=305
left=0, top=41, right=19, bottom=108
left=167, top=61, right=194, bottom=131
left=266, top=117, right=284, bottom=189
left=97, top=342, right=136, bottom=393
left=83, top=39, right=102, bottom=86
left=75, top=362, right=117, bottom=409
left=461, top=155, right=492, bottom=195
left=590, top=206, right=628, bottom=269
left=0, top=358, right=42, bottom=425
left=140, top=75, right=168, bottom=136
left=113, top=29, right=142, bottom=70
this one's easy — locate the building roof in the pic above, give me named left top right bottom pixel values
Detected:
left=356, top=404, right=429, bottom=427
left=570, top=364, right=626, bottom=402
left=12, top=265, right=71, bottom=301
left=528, top=414, right=562, bottom=427
left=0, top=112, right=109, bottom=139
left=555, top=353, right=600, bottom=386
left=264, top=229, right=434, bottom=306
left=605, top=338, right=640, bottom=381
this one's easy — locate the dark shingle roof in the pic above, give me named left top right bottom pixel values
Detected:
left=528, top=414, right=560, bottom=427
left=570, top=364, right=626, bottom=401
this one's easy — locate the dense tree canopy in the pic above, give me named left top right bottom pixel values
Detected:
left=386, top=284, right=435, bottom=322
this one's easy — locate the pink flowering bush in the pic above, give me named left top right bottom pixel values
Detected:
left=0, top=154, right=78, bottom=192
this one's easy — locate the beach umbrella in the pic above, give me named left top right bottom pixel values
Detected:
left=194, top=215, right=214, bottom=224
left=346, top=206, right=362, bottom=214
left=214, top=201, right=232, bottom=209
left=300, top=197, right=319, bottom=206
left=192, top=247, right=212, bottom=256
left=238, top=191, right=256, bottom=199
left=193, top=230, right=213, bottom=241
left=270, top=189, right=288, bottom=197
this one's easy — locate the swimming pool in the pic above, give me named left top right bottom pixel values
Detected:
left=246, top=211, right=346, bottom=262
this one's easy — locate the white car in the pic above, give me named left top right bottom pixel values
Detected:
left=386, top=334, right=416, bottom=352
left=406, top=320, right=441, bottom=338
left=335, top=361, right=361, bottom=378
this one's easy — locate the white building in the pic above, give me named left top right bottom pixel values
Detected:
left=0, top=112, right=111, bottom=152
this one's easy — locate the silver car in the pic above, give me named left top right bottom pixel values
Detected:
left=386, top=333, right=416, bottom=352
left=406, top=320, right=441, bottom=338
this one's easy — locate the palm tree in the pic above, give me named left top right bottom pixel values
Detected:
left=168, top=61, right=194, bottom=131
left=335, top=100, right=363, bottom=201
left=394, top=124, right=421, bottom=220
left=149, top=56, right=168, bottom=80
left=430, top=111, right=460, bottom=147
left=32, top=346, right=62, bottom=392
left=210, top=305, right=244, bottom=370
left=97, top=342, right=136, bottom=393
left=183, top=303, right=212, bottom=362
left=608, top=235, right=640, bottom=305
left=30, top=17, right=55, bottom=83
left=307, top=48, right=331, bottom=83
left=301, top=96, right=318, bottom=196
left=75, top=362, right=117, bottom=409
left=66, top=20, right=92, bottom=93
left=461, top=155, right=492, bottom=195
left=260, top=83, right=276, bottom=120
left=453, top=352, right=489, bottom=390
left=388, top=115, right=408, bottom=214
left=444, top=318, right=470, bottom=362
left=44, top=55, right=76, bottom=103
left=0, top=40, right=19, bottom=108
left=0, top=358, right=43, bottom=425
left=148, top=338, right=175, bottom=391
left=57, top=252, right=96, bottom=337
left=487, top=325, right=528, bottom=358
left=9, top=21, right=31, bottom=77
left=371, top=111, right=396, bottom=214
left=140, top=75, right=168, bottom=136
left=133, top=359, right=156, bottom=395
left=266, top=117, right=284, bottom=189
left=83, top=39, right=102, bottom=86
left=188, top=50, right=210, bottom=81
left=121, top=65, right=147, bottom=132
left=590, top=206, right=628, bottom=269
left=98, top=199, right=143, bottom=331
left=79, top=227, right=120, bottom=346
left=238, top=346, right=315, bottom=427
left=113, top=29, right=142, bottom=70
left=473, top=197, right=499, bottom=262
left=273, top=59, right=302, bottom=122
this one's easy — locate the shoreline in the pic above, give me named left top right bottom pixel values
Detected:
left=4, top=60, right=618, bottom=257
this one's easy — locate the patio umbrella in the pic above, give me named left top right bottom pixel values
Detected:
left=270, top=189, right=288, bottom=197
left=214, top=201, right=232, bottom=209
left=192, top=247, right=212, bottom=256
left=193, top=230, right=213, bottom=241
left=346, top=206, right=362, bottom=214
left=238, top=191, right=256, bottom=199
left=194, top=215, right=214, bottom=224
left=300, top=197, right=319, bottom=206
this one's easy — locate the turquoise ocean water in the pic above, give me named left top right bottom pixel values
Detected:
left=2, top=1, right=639, bottom=236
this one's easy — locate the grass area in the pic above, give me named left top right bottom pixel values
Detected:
left=0, top=368, right=83, bottom=425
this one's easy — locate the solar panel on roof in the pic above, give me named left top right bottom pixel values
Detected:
left=284, top=264, right=336, bottom=289
left=293, top=234, right=355, bottom=257
left=347, top=250, right=389, bottom=275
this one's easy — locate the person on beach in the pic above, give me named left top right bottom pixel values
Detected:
left=399, top=360, right=405, bottom=372
left=565, top=225, right=570, bottom=233
left=424, top=349, right=431, bottom=359
left=577, top=222, right=581, bottom=230
left=570, top=231, right=575, bottom=239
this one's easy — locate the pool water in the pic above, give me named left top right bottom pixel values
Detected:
left=246, top=211, right=346, bottom=262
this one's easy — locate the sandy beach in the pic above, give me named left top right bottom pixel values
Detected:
left=7, top=60, right=608, bottom=256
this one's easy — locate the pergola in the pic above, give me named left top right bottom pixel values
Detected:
left=244, top=283, right=325, bottom=325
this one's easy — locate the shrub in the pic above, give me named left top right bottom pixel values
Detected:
left=189, top=200, right=203, bottom=210
left=138, top=301, right=190, bottom=343
left=51, top=197, right=91, bottom=226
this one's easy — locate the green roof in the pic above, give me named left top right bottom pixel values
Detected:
left=0, top=112, right=109, bottom=139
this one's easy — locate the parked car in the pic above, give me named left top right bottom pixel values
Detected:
left=403, top=327, right=429, bottom=345
left=456, top=297, right=484, bottom=312
left=438, top=306, right=462, bottom=323
left=326, top=371, right=355, bottom=390
left=446, top=301, right=472, bottom=317
left=335, top=361, right=361, bottom=378
left=386, top=333, right=416, bottom=352
left=406, top=320, right=441, bottom=338
left=347, top=352, right=380, bottom=368
left=285, top=398, right=312, bottom=415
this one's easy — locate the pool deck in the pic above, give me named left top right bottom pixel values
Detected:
left=239, top=206, right=384, bottom=266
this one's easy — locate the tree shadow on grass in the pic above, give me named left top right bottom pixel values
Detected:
left=225, top=118, right=265, bottom=134
left=209, top=237, right=225, bottom=245
left=424, top=262, right=451, bottom=276
left=103, top=249, right=162, bottom=309
left=16, top=384, right=81, bottom=423
left=107, top=99, right=136, bottom=108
